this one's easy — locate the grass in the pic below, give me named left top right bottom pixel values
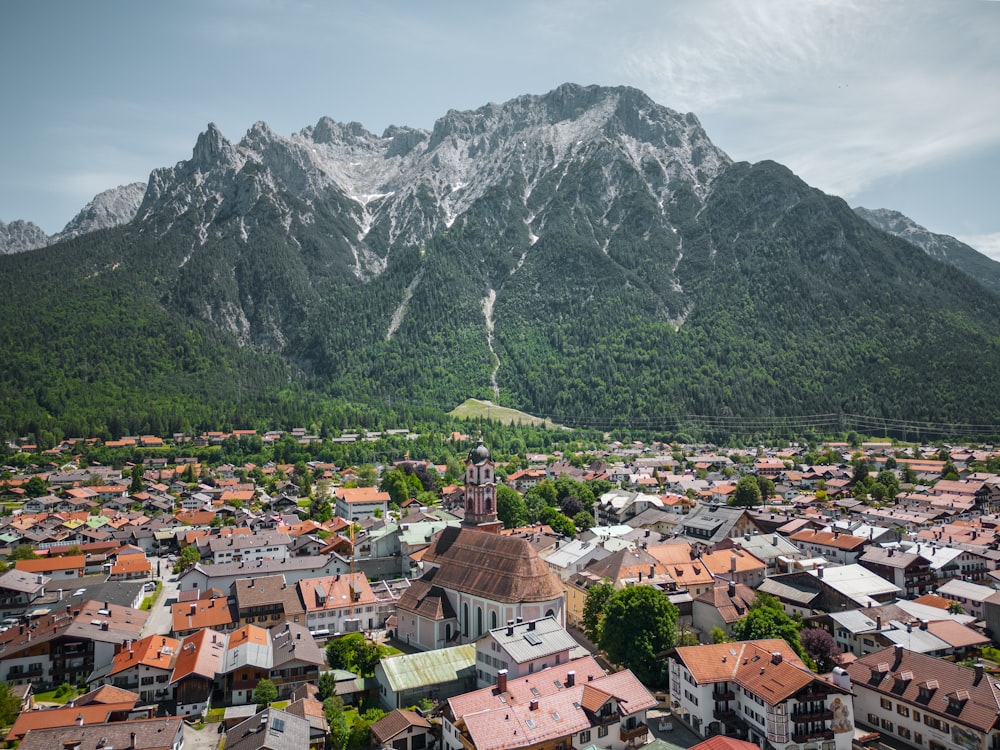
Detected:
left=34, top=684, right=80, bottom=704
left=205, top=707, right=225, bottom=723
left=449, top=398, right=566, bottom=429
left=271, top=700, right=290, bottom=710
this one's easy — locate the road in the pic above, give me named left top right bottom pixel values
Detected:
left=141, top=555, right=182, bottom=638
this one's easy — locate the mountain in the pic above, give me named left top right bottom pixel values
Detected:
left=854, top=206, right=1000, bottom=295
left=0, top=219, right=49, bottom=254
left=1, top=83, right=999, bottom=441
left=0, top=183, right=145, bottom=254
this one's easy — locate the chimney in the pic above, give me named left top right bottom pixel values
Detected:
left=566, top=671, right=575, bottom=687
left=876, top=615, right=882, bottom=630
left=497, top=669, right=508, bottom=693
left=507, top=620, right=514, bottom=636
left=920, top=619, right=928, bottom=631
left=728, top=580, right=736, bottom=598
left=130, top=732, right=137, bottom=750
left=771, top=652, right=783, bottom=665
left=529, top=699, right=539, bottom=711
left=975, top=662, right=985, bottom=684
left=817, top=565, right=824, bottom=578
left=76, top=713, right=84, bottom=727
left=650, top=564, right=655, bottom=578
left=893, top=644, right=904, bottom=668
left=528, top=620, right=536, bottom=631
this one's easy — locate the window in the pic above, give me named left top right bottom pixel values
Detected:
left=898, top=726, right=911, bottom=740
left=880, top=698, right=892, bottom=710
left=880, top=719, right=893, bottom=732
left=579, top=731, right=591, bottom=743
left=897, top=705, right=909, bottom=717
left=598, top=726, right=608, bottom=738
left=868, top=713, right=879, bottom=725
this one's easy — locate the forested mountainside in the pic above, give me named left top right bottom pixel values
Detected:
left=2, top=84, right=999, bottom=441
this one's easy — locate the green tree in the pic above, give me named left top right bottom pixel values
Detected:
left=324, top=696, right=350, bottom=750
left=599, top=585, right=677, bottom=685
left=177, top=545, right=201, bottom=570
left=731, top=593, right=810, bottom=666
left=709, top=626, right=730, bottom=644
left=755, top=475, right=775, bottom=500
left=353, top=639, right=383, bottom=676
left=318, top=671, right=336, bottom=701
left=572, top=510, right=595, bottom=532
left=326, top=632, right=366, bottom=671
left=496, top=484, right=529, bottom=529
left=24, top=475, right=47, bottom=497
left=948, top=600, right=966, bottom=614
left=0, top=681, right=21, bottom=725
left=732, top=476, right=762, bottom=507
left=10, top=544, right=38, bottom=560
left=130, top=463, right=145, bottom=493
left=582, top=581, right=614, bottom=643
left=252, top=678, right=278, bottom=708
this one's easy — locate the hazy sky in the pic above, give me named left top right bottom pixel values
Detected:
left=2, top=0, right=999, bottom=259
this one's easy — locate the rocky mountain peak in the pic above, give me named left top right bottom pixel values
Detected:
left=53, top=182, right=147, bottom=243
left=0, top=219, right=49, bottom=254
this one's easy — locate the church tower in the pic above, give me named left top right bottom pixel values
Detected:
left=463, top=439, right=501, bottom=532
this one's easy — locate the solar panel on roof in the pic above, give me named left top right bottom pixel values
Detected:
left=524, top=632, right=542, bottom=646
left=272, top=717, right=285, bottom=733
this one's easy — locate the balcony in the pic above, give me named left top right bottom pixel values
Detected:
left=791, top=710, right=833, bottom=723
left=620, top=724, right=648, bottom=743
left=792, top=729, right=834, bottom=743
left=712, top=688, right=736, bottom=701
left=796, top=689, right=830, bottom=702
left=713, top=708, right=736, bottom=721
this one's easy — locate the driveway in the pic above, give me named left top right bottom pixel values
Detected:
left=183, top=722, right=223, bottom=750
left=140, top=556, right=182, bottom=638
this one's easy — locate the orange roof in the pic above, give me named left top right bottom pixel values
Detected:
left=299, top=573, right=376, bottom=612
left=700, top=548, right=767, bottom=576
left=110, top=634, right=179, bottom=675
left=5, top=701, right=138, bottom=741
left=15, top=555, right=85, bottom=573
left=171, top=628, right=227, bottom=683
left=171, top=596, right=234, bottom=632
left=227, top=624, right=269, bottom=649
left=335, top=486, right=390, bottom=504
left=111, top=555, right=151, bottom=575
left=790, top=529, right=868, bottom=550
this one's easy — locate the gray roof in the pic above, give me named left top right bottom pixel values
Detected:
left=807, top=564, right=901, bottom=606
left=378, top=643, right=476, bottom=692
left=208, top=530, right=291, bottom=552
left=227, top=708, right=311, bottom=750
left=487, top=617, right=579, bottom=664
left=758, top=577, right=820, bottom=605
left=879, top=626, right=950, bottom=654
left=0, top=568, right=49, bottom=594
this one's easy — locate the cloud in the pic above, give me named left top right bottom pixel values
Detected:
left=616, top=0, right=1000, bottom=200
left=957, top=233, right=1000, bottom=263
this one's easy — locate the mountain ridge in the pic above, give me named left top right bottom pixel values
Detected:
left=1, top=83, right=999, bottom=440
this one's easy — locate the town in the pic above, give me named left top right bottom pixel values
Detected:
left=1, top=428, right=999, bottom=750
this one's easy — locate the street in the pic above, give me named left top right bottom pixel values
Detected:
left=141, top=555, right=183, bottom=638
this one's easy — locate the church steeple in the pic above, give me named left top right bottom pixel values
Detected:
left=463, top=438, right=499, bottom=530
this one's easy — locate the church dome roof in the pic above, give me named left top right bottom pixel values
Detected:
left=468, top=440, right=492, bottom=465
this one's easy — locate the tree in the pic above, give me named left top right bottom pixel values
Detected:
left=496, top=484, right=528, bottom=529
left=353, top=639, right=383, bottom=676
left=599, top=585, right=677, bottom=685
left=130, top=463, right=145, bottom=493
left=326, top=632, right=366, bottom=671
left=318, top=671, right=336, bottom=701
left=10, top=544, right=38, bottom=560
left=800, top=627, right=841, bottom=672
left=573, top=510, right=595, bottom=532
left=252, top=678, right=278, bottom=708
left=177, top=544, right=201, bottom=570
left=582, top=581, right=614, bottom=643
left=559, top=495, right=584, bottom=518
left=324, top=696, right=350, bottom=750
left=709, top=626, right=730, bottom=644
left=948, top=600, right=966, bottom=614
left=732, top=476, right=762, bottom=507
left=24, top=475, right=47, bottom=497
left=755, top=475, right=775, bottom=500
left=0, top=681, right=21, bottom=726
left=731, top=593, right=810, bottom=666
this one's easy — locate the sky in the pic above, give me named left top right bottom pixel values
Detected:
left=2, top=0, right=999, bottom=260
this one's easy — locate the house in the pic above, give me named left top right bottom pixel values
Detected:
left=103, top=634, right=180, bottom=704
left=846, top=646, right=1000, bottom=750
left=225, top=707, right=311, bottom=750
left=176, top=554, right=348, bottom=594
left=16, top=717, right=184, bottom=750
left=934, top=579, right=995, bottom=619
left=208, top=529, right=291, bottom=564
left=233, top=574, right=307, bottom=628
left=334, top=487, right=390, bottom=522
left=269, top=621, right=325, bottom=699
left=699, top=548, right=767, bottom=589
left=595, top=490, right=664, bottom=526
left=474, top=616, right=582, bottom=688
left=0, top=568, right=49, bottom=617
left=443, top=656, right=656, bottom=750
left=171, top=627, right=226, bottom=716
left=171, top=589, right=237, bottom=636
left=14, top=554, right=85, bottom=580
left=678, top=505, right=766, bottom=545
left=857, top=547, right=934, bottom=598
left=221, top=625, right=272, bottom=705
left=667, top=639, right=855, bottom=749
left=0, top=599, right=147, bottom=689
left=4, top=699, right=145, bottom=742
left=374, top=643, right=477, bottom=710
left=789, top=529, right=869, bottom=565
left=298, top=572, right=379, bottom=637
left=691, top=581, right=756, bottom=640
left=371, top=709, right=434, bottom=750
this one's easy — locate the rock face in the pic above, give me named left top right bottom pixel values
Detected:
left=53, top=182, right=147, bottom=244
left=854, top=206, right=1000, bottom=295
left=0, top=219, right=49, bottom=254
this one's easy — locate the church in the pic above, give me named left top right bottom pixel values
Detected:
left=393, top=441, right=566, bottom=651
